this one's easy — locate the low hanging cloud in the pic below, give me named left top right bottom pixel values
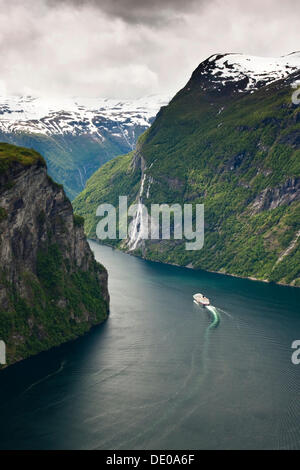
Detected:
left=0, top=0, right=299, bottom=99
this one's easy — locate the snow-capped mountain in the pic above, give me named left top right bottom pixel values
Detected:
left=0, top=94, right=169, bottom=199
left=0, top=95, right=168, bottom=144
left=73, top=52, right=300, bottom=288
left=1, top=52, right=299, bottom=200
left=190, top=52, right=300, bottom=94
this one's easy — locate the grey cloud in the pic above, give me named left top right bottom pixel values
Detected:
left=47, top=0, right=203, bottom=25
left=0, top=0, right=299, bottom=99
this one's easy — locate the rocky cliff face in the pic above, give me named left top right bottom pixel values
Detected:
left=250, top=177, right=300, bottom=214
left=0, top=143, right=109, bottom=366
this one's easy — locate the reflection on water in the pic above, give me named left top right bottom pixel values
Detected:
left=0, top=242, right=300, bottom=450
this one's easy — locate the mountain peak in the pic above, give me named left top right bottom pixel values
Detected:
left=190, top=52, right=300, bottom=94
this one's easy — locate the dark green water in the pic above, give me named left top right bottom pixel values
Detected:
left=0, top=241, right=300, bottom=450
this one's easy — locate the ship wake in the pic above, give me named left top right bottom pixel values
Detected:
left=205, top=305, right=220, bottom=329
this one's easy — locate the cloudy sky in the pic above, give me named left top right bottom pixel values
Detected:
left=0, top=0, right=299, bottom=99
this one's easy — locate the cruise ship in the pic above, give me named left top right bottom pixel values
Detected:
left=193, top=293, right=210, bottom=306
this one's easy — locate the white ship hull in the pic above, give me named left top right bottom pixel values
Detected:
left=193, top=293, right=210, bottom=306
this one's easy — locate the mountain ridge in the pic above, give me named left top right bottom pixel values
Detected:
left=74, top=52, right=300, bottom=287
left=0, top=94, right=169, bottom=199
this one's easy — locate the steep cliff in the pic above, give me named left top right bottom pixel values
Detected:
left=74, top=53, right=300, bottom=287
left=0, top=143, right=109, bottom=366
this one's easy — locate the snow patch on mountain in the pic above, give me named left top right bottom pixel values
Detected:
left=0, top=94, right=169, bottom=141
left=200, top=52, right=300, bottom=92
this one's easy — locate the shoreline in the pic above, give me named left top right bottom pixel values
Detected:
left=89, top=238, right=300, bottom=290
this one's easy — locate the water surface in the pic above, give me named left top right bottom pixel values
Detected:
left=0, top=241, right=300, bottom=449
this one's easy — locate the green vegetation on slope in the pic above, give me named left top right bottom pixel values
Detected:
left=0, top=142, right=45, bottom=174
left=0, top=242, right=108, bottom=366
left=0, top=128, right=144, bottom=199
left=74, top=74, right=300, bottom=287
left=0, top=142, right=109, bottom=366
left=73, top=152, right=141, bottom=241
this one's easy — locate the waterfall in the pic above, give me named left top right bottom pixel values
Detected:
left=77, top=167, right=85, bottom=189
left=146, top=176, right=153, bottom=198
left=127, top=174, right=147, bottom=251
left=126, top=160, right=156, bottom=250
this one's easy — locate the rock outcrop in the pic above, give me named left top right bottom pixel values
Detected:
left=0, top=143, right=109, bottom=366
left=250, top=177, right=300, bottom=214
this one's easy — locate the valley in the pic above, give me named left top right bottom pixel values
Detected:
left=0, top=95, right=168, bottom=199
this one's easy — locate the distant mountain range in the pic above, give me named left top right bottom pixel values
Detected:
left=74, top=52, right=300, bottom=287
left=0, top=94, right=169, bottom=199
